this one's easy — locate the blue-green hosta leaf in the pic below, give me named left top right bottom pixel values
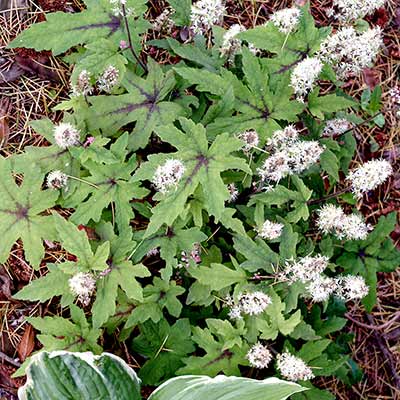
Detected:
left=18, top=351, right=140, bottom=400
left=133, top=118, right=251, bottom=237
left=87, top=60, right=184, bottom=149
left=132, top=318, right=195, bottom=385
left=0, top=159, right=58, bottom=268
left=149, top=375, right=307, bottom=400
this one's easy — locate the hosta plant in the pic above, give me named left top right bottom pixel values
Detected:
left=7, top=1, right=399, bottom=399
left=19, top=351, right=306, bottom=400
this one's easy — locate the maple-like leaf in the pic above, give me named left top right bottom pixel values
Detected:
left=175, top=48, right=305, bottom=142
left=87, top=60, right=184, bottom=150
left=133, top=117, right=251, bottom=237
left=0, top=158, right=58, bottom=268
left=65, top=133, right=149, bottom=233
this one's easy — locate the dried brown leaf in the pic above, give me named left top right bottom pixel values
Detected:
left=17, top=324, right=35, bottom=362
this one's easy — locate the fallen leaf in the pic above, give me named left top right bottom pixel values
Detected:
left=362, top=68, right=381, bottom=90
left=0, top=266, right=12, bottom=300
left=17, top=324, right=35, bottom=362
left=0, top=98, right=11, bottom=149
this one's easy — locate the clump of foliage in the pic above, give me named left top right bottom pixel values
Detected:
left=7, top=0, right=399, bottom=398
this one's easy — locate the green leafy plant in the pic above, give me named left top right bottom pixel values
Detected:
left=7, top=1, right=399, bottom=398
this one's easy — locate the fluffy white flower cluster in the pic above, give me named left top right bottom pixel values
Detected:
left=322, top=118, right=352, bottom=137
left=389, top=86, right=400, bottom=118
left=97, top=65, right=119, bottom=93
left=68, top=272, right=97, bottom=306
left=54, top=123, right=80, bottom=149
left=346, top=159, right=392, bottom=198
left=335, top=275, right=369, bottom=301
left=257, top=220, right=284, bottom=240
left=190, top=0, right=225, bottom=35
left=71, top=70, right=92, bottom=97
left=46, top=170, right=68, bottom=190
left=220, top=24, right=245, bottom=61
left=238, top=130, right=260, bottom=152
left=306, top=276, right=337, bottom=302
left=290, top=57, right=323, bottom=101
left=316, top=204, right=371, bottom=240
left=283, top=255, right=329, bottom=283
left=328, top=0, right=385, bottom=22
left=246, top=343, right=273, bottom=369
left=276, top=352, right=314, bottom=381
left=258, top=126, right=324, bottom=184
left=270, top=7, right=301, bottom=34
left=152, top=159, right=185, bottom=194
left=306, top=274, right=369, bottom=302
left=227, top=291, right=272, bottom=319
left=319, top=27, right=383, bottom=80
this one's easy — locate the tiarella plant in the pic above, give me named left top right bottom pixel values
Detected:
left=6, top=1, right=399, bottom=399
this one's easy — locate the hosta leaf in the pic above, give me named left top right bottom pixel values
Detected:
left=132, top=318, right=195, bottom=385
left=149, top=375, right=307, bottom=400
left=0, top=159, right=58, bottom=268
left=18, top=351, right=141, bottom=400
left=133, top=118, right=251, bottom=237
left=87, top=60, right=184, bottom=149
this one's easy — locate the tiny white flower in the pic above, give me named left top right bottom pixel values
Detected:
left=290, top=57, right=323, bottom=101
left=97, top=65, right=119, bottom=93
left=69, top=272, right=96, bottom=306
left=335, top=275, right=369, bottom=301
left=54, top=123, right=80, bottom=149
left=322, top=118, right=352, bottom=137
left=247, top=343, right=273, bottom=369
left=270, top=7, right=301, bottom=34
left=257, top=152, right=291, bottom=183
left=307, top=276, right=338, bottom=302
left=152, top=159, right=185, bottom=194
left=346, top=159, right=392, bottom=198
left=237, top=130, right=259, bottom=152
left=277, top=352, right=314, bottom=381
left=257, top=220, right=284, bottom=240
left=190, top=0, right=225, bottom=35
left=46, top=170, right=68, bottom=190
left=286, top=140, right=325, bottom=173
left=341, top=214, right=371, bottom=240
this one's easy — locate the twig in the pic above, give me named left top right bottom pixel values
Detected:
left=307, top=187, right=350, bottom=205
left=338, top=112, right=383, bottom=138
left=366, top=314, right=400, bottom=391
left=345, top=311, right=400, bottom=331
left=121, top=4, right=148, bottom=73
left=0, top=351, right=21, bottom=368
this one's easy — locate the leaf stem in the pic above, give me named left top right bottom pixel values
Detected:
left=121, top=4, right=148, bottom=73
left=306, top=186, right=350, bottom=205
left=67, top=175, right=100, bottom=189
